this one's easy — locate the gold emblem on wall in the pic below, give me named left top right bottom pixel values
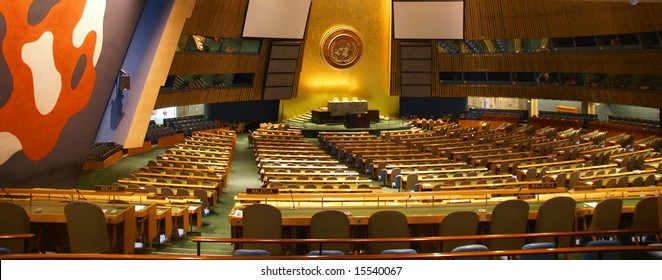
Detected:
left=321, top=27, right=363, bottom=69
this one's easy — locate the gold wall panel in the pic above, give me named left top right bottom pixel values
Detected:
left=280, top=0, right=398, bottom=120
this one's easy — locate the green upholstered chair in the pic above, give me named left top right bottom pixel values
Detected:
left=241, top=204, right=283, bottom=256
left=438, top=211, right=479, bottom=252
left=485, top=199, right=530, bottom=252
left=308, top=210, right=351, bottom=255
left=367, top=210, right=416, bottom=255
left=64, top=201, right=112, bottom=253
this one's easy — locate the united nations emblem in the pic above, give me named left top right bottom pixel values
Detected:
left=321, top=27, right=362, bottom=69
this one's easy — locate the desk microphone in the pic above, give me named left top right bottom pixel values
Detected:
left=515, top=187, right=524, bottom=198
left=1, top=187, right=10, bottom=199
left=405, top=194, right=412, bottom=208
left=289, top=189, right=297, bottom=209
left=76, top=189, right=88, bottom=201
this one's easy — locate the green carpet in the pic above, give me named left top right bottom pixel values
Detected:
left=76, top=133, right=262, bottom=256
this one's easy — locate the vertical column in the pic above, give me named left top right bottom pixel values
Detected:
left=529, top=99, right=539, bottom=117
left=587, top=102, right=597, bottom=115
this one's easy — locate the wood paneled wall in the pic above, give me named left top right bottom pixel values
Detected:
left=438, top=51, right=662, bottom=75
left=464, top=0, right=662, bottom=39
left=155, top=87, right=258, bottom=109
left=169, top=53, right=262, bottom=75
left=390, top=40, right=402, bottom=96
left=156, top=40, right=272, bottom=108
left=181, top=0, right=247, bottom=37
left=158, top=0, right=279, bottom=108
left=438, top=84, right=662, bottom=109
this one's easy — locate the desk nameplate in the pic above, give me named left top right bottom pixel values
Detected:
left=95, top=185, right=126, bottom=192
left=247, top=188, right=279, bottom=194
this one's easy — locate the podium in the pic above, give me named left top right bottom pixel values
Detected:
left=344, top=113, right=370, bottom=128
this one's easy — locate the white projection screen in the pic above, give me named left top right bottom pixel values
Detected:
left=243, top=0, right=312, bottom=39
left=393, top=1, right=464, bottom=39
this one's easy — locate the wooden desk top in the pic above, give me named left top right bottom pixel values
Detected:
left=5, top=200, right=137, bottom=253
left=228, top=197, right=645, bottom=227
left=260, top=164, right=348, bottom=170
left=148, top=164, right=226, bottom=173
left=133, top=171, right=224, bottom=182
left=268, top=178, right=373, bottom=185
left=117, top=179, right=219, bottom=193
left=158, top=158, right=229, bottom=166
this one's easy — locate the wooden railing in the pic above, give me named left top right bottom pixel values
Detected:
left=191, top=228, right=662, bottom=255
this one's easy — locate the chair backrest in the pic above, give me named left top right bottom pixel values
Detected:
left=0, top=202, right=32, bottom=253
left=616, top=176, right=629, bottom=188
left=643, top=174, right=656, bottom=186
left=486, top=199, right=530, bottom=251
left=630, top=176, right=644, bottom=187
left=567, top=171, right=580, bottom=188
left=555, top=173, right=567, bottom=188
left=592, top=179, right=603, bottom=189
left=631, top=197, right=659, bottom=230
left=160, top=187, right=175, bottom=196
left=64, top=201, right=111, bottom=253
left=389, top=168, right=401, bottom=181
left=533, top=196, right=577, bottom=247
left=242, top=204, right=283, bottom=255
left=193, top=189, right=209, bottom=209
left=459, top=180, right=472, bottom=186
left=438, top=211, right=479, bottom=252
left=604, top=178, right=617, bottom=188
left=176, top=188, right=190, bottom=196
left=309, top=210, right=351, bottom=253
left=589, top=198, right=623, bottom=231
left=367, top=211, right=410, bottom=254
left=525, top=168, right=537, bottom=181
left=144, top=185, right=157, bottom=194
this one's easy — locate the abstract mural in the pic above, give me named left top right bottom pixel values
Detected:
left=0, top=0, right=145, bottom=188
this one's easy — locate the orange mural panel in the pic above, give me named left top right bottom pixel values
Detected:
left=0, top=1, right=97, bottom=161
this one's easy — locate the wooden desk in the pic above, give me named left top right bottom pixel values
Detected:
left=116, top=179, right=219, bottom=203
left=258, top=159, right=340, bottom=165
left=148, top=164, right=226, bottom=174
left=260, top=164, right=349, bottom=171
left=158, top=159, right=229, bottom=168
left=11, top=200, right=136, bottom=254
left=133, top=171, right=224, bottom=184
left=262, top=172, right=360, bottom=182
left=268, top=178, right=373, bottom=185
left=227, top=197, right=646, bottom=237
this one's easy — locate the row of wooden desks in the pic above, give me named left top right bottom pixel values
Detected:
left=228, top=197, right=651, bottom=233
left=2, top=196, right=204, bottom=253
left=116, top=179, right=219, bottom=204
